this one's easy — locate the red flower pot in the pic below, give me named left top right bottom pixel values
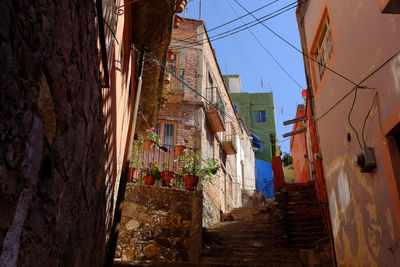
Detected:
left=144, top=175, right=156, bottom=185
left=143, top=140, right=155, bottom=151
left=175, top=145, right=186, bottom=156
left=184, top=175, right=199, bottom=191
left=160, top=171, right=175, bottom=187
left=176, top=0, right=187, bottom=13
left=128, top=167, right=139, bottom=183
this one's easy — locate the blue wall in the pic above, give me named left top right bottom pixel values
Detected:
left=255, top=159, right=274, bottom=199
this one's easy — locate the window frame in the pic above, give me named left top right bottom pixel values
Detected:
left=254, top=110, right=267, bottom=123
left=157, top=120, right=178, bottom=147
left=308, top=5, right=337, bottom=98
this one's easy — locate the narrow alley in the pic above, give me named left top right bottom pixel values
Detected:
left=1, top=1, right=400, bottom=267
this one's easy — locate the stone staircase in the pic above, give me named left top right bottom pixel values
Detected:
left=114, top=183, right=334, bottom=266
left=200, top=206, right=302, bottom=267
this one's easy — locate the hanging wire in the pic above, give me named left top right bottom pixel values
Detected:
left=226, top=0, right=304, bottom=89
left=172, top=0, right=306, bottom=50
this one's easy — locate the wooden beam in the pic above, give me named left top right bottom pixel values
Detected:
left=283, top=116, right=307, bottom=126
left=283, top=128, right=306, bottom=138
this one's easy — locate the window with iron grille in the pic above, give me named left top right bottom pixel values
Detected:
left=314, top=15, right=333, bottom=82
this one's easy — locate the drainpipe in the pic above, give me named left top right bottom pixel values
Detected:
left=131, top=45, right=146, bottom=139
left=105, top=45, right=145, bottom=267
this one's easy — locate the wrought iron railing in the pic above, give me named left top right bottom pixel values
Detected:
left=222, top=122, right=236, bottom=145
left=206, top=86, right=225, bottom=123
left=128, top=141, right=199, bottom=188
left=165, top=66, right=185, bottom=93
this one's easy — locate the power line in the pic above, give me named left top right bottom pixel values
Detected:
left=135, top=46, right=283, bottom=147
left=232, top=0, right=362, bottom=88
left=176, top=0, right=282, bottom=43
left=316, top=48, right=400, bottom=121
left=226, top=0, right=304, bottom=89
left=172, top=0, right=306, bottom=50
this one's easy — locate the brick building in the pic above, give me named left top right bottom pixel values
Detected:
left=159, top=17, right=256, bottom=226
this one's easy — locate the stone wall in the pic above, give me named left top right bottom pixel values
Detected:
left=0, top=1, right=107, bottom=266
left=115, top=184, right=202, bottom=263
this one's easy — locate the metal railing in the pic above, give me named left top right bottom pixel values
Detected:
left=206, top=86, right=225, bottom=123
left=128, top=141, right=199, bottom=188
left=165, top=66, right=185, bottom=93
left=222, top=121, right=236, bottom=145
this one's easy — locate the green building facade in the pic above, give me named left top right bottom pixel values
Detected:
left=229, top=92, right=277, bottom=162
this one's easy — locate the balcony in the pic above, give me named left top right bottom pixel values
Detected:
left=128, top=141, right=199, bottom=189
left=205, top=87, right=225, bottom=133
left=162, top=66, right=185, bottom=104
left=221, top=122, right=237, bottom=155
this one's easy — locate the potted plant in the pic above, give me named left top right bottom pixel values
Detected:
left=175, top=140, right=186, bottom=156
left=143, top=127, right=160, bottom=151
left=128, top=138, right=144, bottom=183
left=175, top=0, right=187, bottom=13
left=143, top=161, right=159, bottom=185
left=176, top=149, right=220, bottom=190
left=160, top=163, right=175, bottom=187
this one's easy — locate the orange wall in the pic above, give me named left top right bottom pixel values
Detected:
left=290, top=105, right=311, bottom=183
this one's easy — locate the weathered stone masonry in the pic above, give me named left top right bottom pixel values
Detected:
left=115, top=184, right=202, bottom=263
left=0, top=1, right=107, bottom=266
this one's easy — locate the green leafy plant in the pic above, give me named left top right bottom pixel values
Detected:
left=162, top=162, right=171, bottom=172
left=144, top=128, right=161, bottom=144
left=129, top=139, right=143, bottom=169
left=144, top=161, right=160, bottom=178
left=175, top=149, right=219, bottom=183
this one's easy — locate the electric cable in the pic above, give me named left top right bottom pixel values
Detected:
left=361, top=92, right=378, bottom=148
left=347, top=87, right=363, bottom=149
left=226, top=0, right=304, bottom=89
left=316, top=48, right=400, bottom=121
left=175, top=0, right=282, bottom=43
left=172, top=0, right=306, bottom=50
left=232, top=0, right=363, bottom=88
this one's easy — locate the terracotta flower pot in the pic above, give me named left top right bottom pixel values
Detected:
left=128, top=167, right=139, bottom=183
left=175, top=145, right=186, bottom=156
left=144, top=175, right=156, bottom=185
left=167, top=49, right=175, bottom=61
left=176, top=0, right=187, bottom=13
left=160, top=171, right=175, bottom=187
left=144, top=140, right=155, bottom=151
left=174, top=15, right=182, bottom=29
left=184, top=175, right=199, bottom=191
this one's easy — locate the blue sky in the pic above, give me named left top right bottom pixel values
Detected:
left=184, top=0, right=307, bottom=153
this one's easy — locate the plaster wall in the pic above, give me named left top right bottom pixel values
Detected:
left=290, top=105, right=311, bottom=183
left=300, top=1, right=400, bottom=265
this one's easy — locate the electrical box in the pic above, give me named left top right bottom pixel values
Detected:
left=355, top=147, right=376, bottom=173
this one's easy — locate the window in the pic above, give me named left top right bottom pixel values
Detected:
left=157, top=121, right=177, bottom=147
left=163, top=124, right=174, bottom=146
left=314, top=14, right=333, bottom=82
left=254, top=110, right=267, bottom=123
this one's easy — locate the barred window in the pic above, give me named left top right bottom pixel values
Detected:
left=315, top=15, right=333, bottom=82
